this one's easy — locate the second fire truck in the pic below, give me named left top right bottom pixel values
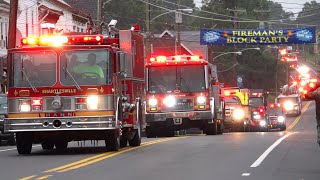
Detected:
left=145, top=55, right=225, bottom=136
left=4, top=25, right=145, bottom=154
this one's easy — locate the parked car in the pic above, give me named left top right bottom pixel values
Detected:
left=0, top=94, right=15, bottom=145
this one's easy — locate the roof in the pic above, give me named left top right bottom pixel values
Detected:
left=0, top=0, right=9, bottom=6
left=47, top=0, right=89, bottom=19
left=154, top=30, right=207, bottom=59
left=63, top=0, right=97, bottom=19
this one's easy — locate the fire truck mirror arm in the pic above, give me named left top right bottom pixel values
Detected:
left=62, top=67, right=82, bottom=91
left=21, top=68, right=38, bottom=93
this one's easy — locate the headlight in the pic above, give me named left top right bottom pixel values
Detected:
left=87, top=95, right=99, bottom=110
left=148, top=98, right=158, bottom=106
left=197, top=96, right=206, bottom=104
left=259, top=120, right=266, bottom=126
left=277, top=116, right=285, bottom=123
left=232, top=109, right=245, bottom=120
left=163, top=95, right=176, bottom=107
left=284, top=101, right=294, bottom=111
left=253, top=114, right=261, bottom=120
left=19, top=99, right=31, bottom=112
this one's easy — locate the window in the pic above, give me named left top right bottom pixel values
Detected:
left=60, top=49, right=113, bottom=86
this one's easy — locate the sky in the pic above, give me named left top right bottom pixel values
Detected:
left=194, top=0, right=320, bottom=14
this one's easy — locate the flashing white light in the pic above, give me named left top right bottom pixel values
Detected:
left=87, top=95, right=99, bottom=110
left=197, top=96, right=206, bottom=104
left=277, top=116, right=285, bottom=123
left=259, top=120, right=267, bottom=127
left=20, top=104, right=31, bottom=112
left=232, top=109, right=245, bottom=120
left=297, top=66, right=310, bottom=74
left=284, top=101, right=294, bottom=111
left=163, top=96, right=176, bottom=107
left=148, top=98, right=158, bottom=106
left=253, top=114, right=261, bottom=120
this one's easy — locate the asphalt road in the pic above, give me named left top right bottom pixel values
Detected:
left=0, top=101, right=318, bottom=180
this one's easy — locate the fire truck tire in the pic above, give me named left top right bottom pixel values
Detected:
left=129, top=100, right=142, bottom=146
left=129, top=130, right=141, bottom=146
left=217, top=123, right=224, bottom=135
left=205, top=123, right=217, bottom=135
left=146, top=126, right=156, bottom=138
left=280, top=125, right=286, bottom=131
left=120, top=136, right=128, bottom=148
left=41, top=141, right=54, bottom=150
left=16, top=133, right=32, bottom=155
left=105, top=131, right=120, bottom=151
left=55, top=141, right=68, bottom=150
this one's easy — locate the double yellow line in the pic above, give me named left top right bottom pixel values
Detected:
left=20, top=137, right=186, bottom=180
left=287, top=101, right=312, bottom=130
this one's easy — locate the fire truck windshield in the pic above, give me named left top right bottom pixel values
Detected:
left=224, top=97, right=241, bottom=104
left=12, top=51, right=57, bottom=87
left=60, top=49, right=112, bottom=86
left=250, top=97, right=264, bottom=107
left=148, top=65, right=205, bottom=93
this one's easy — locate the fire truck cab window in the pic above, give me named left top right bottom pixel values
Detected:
left=12, top=51, right=56, bottom=87
left=224, top=97, right=240, bottom=104
left=148, top=65, right=205, bottom=93
left=60, top=50, right=112, bottom=86
left=250, top=97, right=264, bottom=107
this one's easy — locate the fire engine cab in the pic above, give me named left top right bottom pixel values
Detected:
left=223, top=88, right=251, bottom=132
left=249, top=90, right=268, bottom=131
left=4, top=26, right=145, bottom=154
left=145, top=55, right=224, bottom=136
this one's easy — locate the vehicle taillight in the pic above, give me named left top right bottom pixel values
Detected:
left=31, top=99, right=43, bottom=111
left=76, top=97, right=87, bottom=110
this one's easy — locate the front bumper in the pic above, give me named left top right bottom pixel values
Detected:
left=4, top=116, right=117, bottom=133
left=145, top=111, right=212, bottom=123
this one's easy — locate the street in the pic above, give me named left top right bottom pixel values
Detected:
left=0, top=101, right=315, bottom=180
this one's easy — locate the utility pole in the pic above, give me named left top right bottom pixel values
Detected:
left=226, top=7, right=246, bottom=86
left=253, top=9, right=271, bottom=29
left=97, top=0, right=103, bottom=33
left=145, top=0, right=150, bottom=60
left=8, top=0, right=18, bottom=80
left=175, top=0, right=182, bottom=55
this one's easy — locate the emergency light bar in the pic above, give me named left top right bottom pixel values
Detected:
left=149, top=55, right=203, bottom=63
left=21, top=34, right=104, bottom=46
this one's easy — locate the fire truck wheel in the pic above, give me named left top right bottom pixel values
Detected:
left=129, top=100, right=142, bottom=146
left=129, top=130, right=141, bottom=146
left=16, top=133, right=32, bottom=155
left=217, top=123, right=224, bottom=135
left=205, top=122, right=217, bottom=135
left=146, top=126, right=156, bottom=138
left=120, top=136, right=128, bottom=148
left=280, top=125, right=286, bottom=131
left=55, top=141, right=68, bottom=150
left=105, top=131, right=120, bottom=151
left=41, top=141, right=54, bottom=150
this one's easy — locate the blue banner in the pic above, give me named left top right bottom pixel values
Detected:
left=200, top=27, right=316, bottom=45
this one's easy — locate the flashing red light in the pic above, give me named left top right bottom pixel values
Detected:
left=191, top=55, right=200, bottom=61
left=292, top=81, right=297, bottom=86
left=32, top=99, right=42, bottom=106
left=303, top=90, right=308, bottom=94
left=150, top=57, right=155, bottom=62
left=279, top=48, right=288, bottom=55
left=156, top=56, right=166, bottom=62
left=270, top=104, right=275, bottom=108
left=224, top=91, right=231, bottom=96
left=258, top=107, right=265, bottom=114
left=173, top=56, right=181, bottom=61
left=309, top=82, right=315, bottom=88
left=77, top=98, right=86, bottom=103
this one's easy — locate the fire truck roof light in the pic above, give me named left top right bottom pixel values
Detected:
left=156, top=56, right=167, bottom=62
left=191, top=55, right=200, bottom=61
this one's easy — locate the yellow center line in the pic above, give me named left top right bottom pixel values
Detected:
left=19, top=175, right=37, bottom=180
left=58, top=137, right=186, bottom=172
left=43, top=137, right=185, bottom=174
left=287, top=101, right=312, bottom=130
left=35, top=175, right=52, bottom=180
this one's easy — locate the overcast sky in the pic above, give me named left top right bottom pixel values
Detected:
left=194, top=0, right=319, bottom=14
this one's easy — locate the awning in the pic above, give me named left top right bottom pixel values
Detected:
left=38, top=5, right=64, bottom=24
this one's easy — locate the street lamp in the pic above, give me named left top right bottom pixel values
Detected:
left=239, top=47, right=260, bottom=52
left=212, top=52, right=242, bottom=61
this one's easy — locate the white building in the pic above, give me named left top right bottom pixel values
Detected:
left=3, top=0, right=89, bottom=45
left=0, top=0, right=9, bottom=52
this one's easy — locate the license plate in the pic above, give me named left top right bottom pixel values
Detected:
left=45, top=112, right=75, bottom=117
left=173, top=118, right=182, bottom=125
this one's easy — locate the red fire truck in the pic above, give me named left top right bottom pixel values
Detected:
left=4, top=28, right=145, bottom=154
left=145, top=55, right=224, bottom=137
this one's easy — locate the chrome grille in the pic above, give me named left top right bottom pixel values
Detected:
left=225, top=108, right=233, bottom=117
left=44, top=97, right=73, bottom=111
left=162, top=98, right=194, bottom=112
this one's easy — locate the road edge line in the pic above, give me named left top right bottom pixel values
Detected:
left=250, top=132, right=297, bottom=168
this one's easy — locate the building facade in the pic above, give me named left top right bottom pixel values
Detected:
left=0, top=0, right=9, bottom=51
